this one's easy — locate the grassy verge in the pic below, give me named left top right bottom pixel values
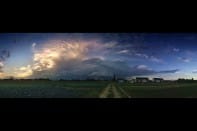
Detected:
left=117, top=82, right=197, bottom=98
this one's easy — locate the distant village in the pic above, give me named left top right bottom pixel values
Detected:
left=0, top=75, right=196, bottom=83
left=117, top=77, right=196, bottom=83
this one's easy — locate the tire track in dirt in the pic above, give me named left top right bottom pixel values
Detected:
left=99, top=83, right=131, bottom=98
left=112, top=85, right=122, bottom=98
left=117, top=85, right=131, bottom=98
left=99, top=84, right=112, bottom=98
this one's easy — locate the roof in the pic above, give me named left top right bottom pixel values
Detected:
left=153, top=78, right=163, bottom=80
left=136, top=77, right=149, bottom=80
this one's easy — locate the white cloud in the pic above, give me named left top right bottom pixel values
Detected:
left=192, top=70, right=197, bottom=73
left=135, top=53, right=163, bottom=63
left=150, top=56, right=163, bottom=63
left=136, top=65, right=151, bottom=70
left=14, top=65, right=33, bottom=78
left=32, top=40, right=89, bottom=72
left=135, top=53, right=149, bottom=59
left=173, top=48, right=180, bottom=52
left=0, top=61, right=4, bottom=68
left=32, top=43, right=36, bottom=51
left=117, top=50, right=129, bottom=54
left=178, top=57, right=191, bottom=63
left=103, top=41, right=117, bottom=48
left=14, top=40, right=115, bottom=78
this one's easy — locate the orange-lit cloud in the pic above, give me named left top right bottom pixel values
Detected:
left=12, top=40, right=117, bottom=78
left=0, top=72, right=6, bottom=78
left=14, top=65, right=33, bottom=78
left=32, top=40, right=89, bottom=72
left=12, top=40, right=90, bottom=78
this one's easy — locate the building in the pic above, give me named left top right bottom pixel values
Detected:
left=129, top=79, right=136, bottom=83
left=135, top=77, right=149, bottom=83
left=117, top=79, right=125, bottom=83
left=177, top=78, right=195, bottom=83
left=153, top=78, right=163, bottom=83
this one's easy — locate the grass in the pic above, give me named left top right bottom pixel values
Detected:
left=0, top=80, right=109, bottom=98
left=2, top=80, right=197, bottom=98
left=117, top=82, right=197, bottom=98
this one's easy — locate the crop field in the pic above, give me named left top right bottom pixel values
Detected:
left=116, top=82, right=197, bottom=98
left=0, top=80, right=108, bottom=98
left=1, top=80, right=197, bottom=98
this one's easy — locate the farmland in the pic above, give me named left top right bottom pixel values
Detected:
left=1, top=80, right=197, bottom=98
left=116, top=82, right=197, bottom=98
left=0, top=80, right=108, bottom=98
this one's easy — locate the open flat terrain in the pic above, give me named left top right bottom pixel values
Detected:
left=117, top=82, right=197, bottom=98
left=0, top=80, right=108, bottom=98
left=1, top=80, right=197, bottom=98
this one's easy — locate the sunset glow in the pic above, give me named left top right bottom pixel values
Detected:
left=1, top=33, right=197, bottom=80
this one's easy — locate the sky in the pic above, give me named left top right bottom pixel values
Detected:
left=1, top=33, right=197, bottom=80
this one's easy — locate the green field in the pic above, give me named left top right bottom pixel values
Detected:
left=0, top=80, right=108, bottom=98
left=116, top=82, right=197, bottom=98
left=1, top=80, right=197, bottom=98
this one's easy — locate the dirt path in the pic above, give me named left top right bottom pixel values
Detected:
left=112, top=84, right=122, bottom=98
left=99, top=84, right=112, bottom=98
left=99, top=83, right=131, bottom=98
left=117, top=85, right=131, bottom=98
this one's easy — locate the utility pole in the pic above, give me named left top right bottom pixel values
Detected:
left=113, top=74, right=116, bottom=81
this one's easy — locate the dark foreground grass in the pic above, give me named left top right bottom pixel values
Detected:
left=117, top=82, right=197, bottom=98
left=2, top=80, right=197, bottom=98
left=0, top=80, right=109, bottom=98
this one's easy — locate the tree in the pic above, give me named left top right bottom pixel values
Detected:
left=9, top=76, right=14, bottom=80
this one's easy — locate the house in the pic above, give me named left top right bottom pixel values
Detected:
left=153, top=78, right=163, bottom=83
left=118, top=79, right=125, bottom=83
left=177, top=78, right=195, bottom=83
left=135, top=77, right=149, bottom=83
left=129, top=79, right=136, bottom=83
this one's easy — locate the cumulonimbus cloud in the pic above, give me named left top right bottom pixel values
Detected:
left=13, top=40, right=179, bottom=79
left=14, top=40, right=119, bottom=78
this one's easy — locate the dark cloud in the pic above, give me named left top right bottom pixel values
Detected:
left=29, top=56, right=180, bottom=80
left=159, top=69, right=179, bottom=73
left=30, top=58, right=132, bottom=79
left=127, top=65, right=179, bottom=76
left=129, top=65, right=156, bottom=76
left=0, top=50, right=10, bottom=61
left=0, top=66, right=3, bottom=72
left=0, top=50, right=10, bottom=72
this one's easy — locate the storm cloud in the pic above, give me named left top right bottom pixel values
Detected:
left=11, top=38, right=181, bottom=79
left=128, top=65, right=179, bottom=77
left=159, top=69, right=180, bottom=73
left=30, top=58, right=132, bottom=79
left=0, top=50, right=10, bottom=72
left=28, top=57, right=179, bottom=80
